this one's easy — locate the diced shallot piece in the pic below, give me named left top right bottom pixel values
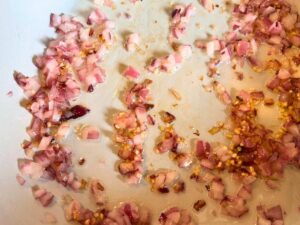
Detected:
left=123, top=66, right=140, bottom=79
left=212, top=81, right=232, bottom=105
left=237, top=185, right=252, bottom=200
left=125, top=33, right=140, bottom=52
left=208, top=178, right=225, bottom=201
left=199, top=0, right=214, bottom=12
left=79, top=125, right=100, bottom=140
left=169, top=4, right=195, bottom=41
left=87, top=8, right=106, bottom=25
left=221, top=196, right=249, bottom=218
left=38, top=136, right=53, bottom=150
left=148, top=169, right=179, bottom=193
left=195, top=140, right=210, bottom=158
left=14, top=72, right=40, bottom=98
left=281, top=14, right=297, bottom=31
left=277, top=69, right=290, bottom=80
left=18, top=159, right=44, bottom=179
left=32, top=186, right=54, bottom=207
left=55, top=122, right=70, bottom=140
left=159, top=207, right=194, bottom=225
left=176, top=44, right=192, bottom=59
left=90, top=179, right=106, bottom=206
left=175, top=152, right=193, bottom=168
left=16, top=174, right=26, bottom=186
left=103, top=202, right=151, bottom=225
left=206, top=40, right=221, bottom=57
left=236, top=40, right=250, bottom=57
left=256, top=205, right=284, bottom=225
left=156, top=127, right=182, bottom=153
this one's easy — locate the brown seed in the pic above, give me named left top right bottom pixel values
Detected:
left=96, top=182, right=105, bottom=191
left=235, top=72, right=244, bottom=80
left=78, top=157, right=86, bottom=165
left=158, top=187, right=170, bottom=194
left=208, top=122, right=224, bottom=135
left=205, top=184, right=210, bottom=191
left=124, top=12, right=131, bottom=19
left=149, top=174, right=156, bottom=179
left=193, top=200, right=206, bottom=211
left=264, top=98, right=275, bottom=106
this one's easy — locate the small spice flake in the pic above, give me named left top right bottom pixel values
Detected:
left=7, top=91, right=13, bottom=97
left=208, top=122, right=224, bottom=135
left=169, top=88, right=182, bottom=100
left=160, top=111, right=176, bottom=124
left=202, top=84, right=213, bottom=92
left=235, top=72, right=244, bottom=80
left=124, top=12, right=131, bottom=19
left=80, top=179, right=88, bottom=190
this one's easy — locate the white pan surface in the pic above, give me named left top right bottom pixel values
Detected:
left=1, top=0, right=300, bottom=224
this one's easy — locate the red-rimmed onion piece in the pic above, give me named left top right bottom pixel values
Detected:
left=159, top=207, right=194, bottom=225
left=123, top=66, right=140, bottom=80
left=18, top=159, right=44, bottom=179
left=221, top=196, right=249, bottom=218
left=32, top=186, right=54, bottom=207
